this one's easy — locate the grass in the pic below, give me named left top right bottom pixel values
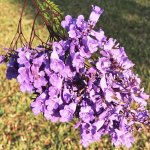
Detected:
left=0, top=0, right=150, bottom=149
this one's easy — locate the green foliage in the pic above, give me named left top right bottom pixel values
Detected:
left=35, top=0, right=62, bottom=21
left=34, top=0, right=65, bottom=40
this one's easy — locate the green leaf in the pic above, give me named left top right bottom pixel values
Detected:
left=33, top=0, right=66, bottom=40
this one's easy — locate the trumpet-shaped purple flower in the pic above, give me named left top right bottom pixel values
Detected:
left=6, top=55, right=19, bottom=80
left=1, top=5, right=149, bottom=149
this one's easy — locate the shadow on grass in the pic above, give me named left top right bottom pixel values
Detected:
left=9, top=0, right=39, bottom=21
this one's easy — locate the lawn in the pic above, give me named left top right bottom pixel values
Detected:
left=0, top=0, right=150, bottom=149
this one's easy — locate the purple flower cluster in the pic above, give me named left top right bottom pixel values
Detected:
left=1, top=5, right=149, bottom=148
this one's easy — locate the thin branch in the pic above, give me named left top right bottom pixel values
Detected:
left=9, top=0, right=27, bottom=51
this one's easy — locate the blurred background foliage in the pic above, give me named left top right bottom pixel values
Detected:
left=0, top=0, right=150, bottom=149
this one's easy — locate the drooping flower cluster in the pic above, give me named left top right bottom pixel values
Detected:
left=0, top=5, right=149, bottom=148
